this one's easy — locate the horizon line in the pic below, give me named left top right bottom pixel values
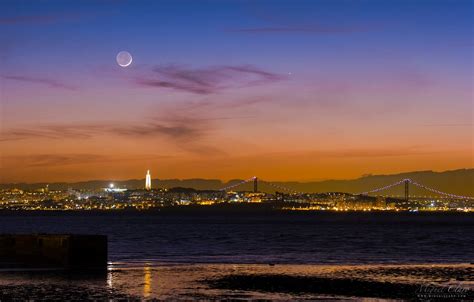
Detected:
left=1, top=167, right=472, bottom=186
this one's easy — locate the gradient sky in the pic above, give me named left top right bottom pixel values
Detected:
left=0, top=0, right=472, bottom=183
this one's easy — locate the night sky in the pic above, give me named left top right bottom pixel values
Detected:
left=0, top=0, right=472, bottom=183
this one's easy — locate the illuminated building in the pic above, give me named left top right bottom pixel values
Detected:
left=104, top=183, right=127, bottom=193
left=145, top=170, right=152, bottom=190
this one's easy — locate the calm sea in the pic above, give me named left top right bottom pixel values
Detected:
left=1, top=211, right=472, bottom=265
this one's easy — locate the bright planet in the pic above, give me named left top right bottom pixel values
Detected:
left=116, top=51, right=132, bottom=67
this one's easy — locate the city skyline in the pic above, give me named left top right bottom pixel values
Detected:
left=1, top=0, right=473, bottom=183
left=2, top=168, right=472, bottom=197
left=1, top=168, right=472, bottom=212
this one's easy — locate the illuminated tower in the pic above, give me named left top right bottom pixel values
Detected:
left=145, top=170, right=152, bottom=190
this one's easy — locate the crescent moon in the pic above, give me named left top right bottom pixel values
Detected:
left=116, top=51, right=133, bottom=67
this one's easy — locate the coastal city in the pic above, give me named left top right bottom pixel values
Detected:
left=1, top=171, right=472, bottom=212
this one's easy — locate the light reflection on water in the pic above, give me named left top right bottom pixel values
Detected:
left=143, top=264, right=152, bottom=298
left=104, top=262, right=473, bottom=300
left=0, top=263, right=472, bottom=300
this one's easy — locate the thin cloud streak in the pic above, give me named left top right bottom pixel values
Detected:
left=19, top=154, right=107, bottom=167
left=0, top=15, right=61, bottom=25
left=228, top=25, right=368, bottom=34
left=1, top=121, right=203, bottom=142
left=0, top=11, right=111, bottom=25
left=240, top=147, right=440, bottom=161
left=2, top=75, right=77, bottom=90
left=0, top=117, right=222, bottom=155
left=3, top=153, right=173, bottom=167
left=421, top=123, right=473, bottom=127
left=110, top=122, right=204, bottom=141
left=135, top=64, right=285, bottom=94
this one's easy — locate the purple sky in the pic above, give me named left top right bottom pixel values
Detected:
left=0, top=0, right=472, bottom=182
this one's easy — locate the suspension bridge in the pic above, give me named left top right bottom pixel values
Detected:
left=218, top=176, right=474, bottom=201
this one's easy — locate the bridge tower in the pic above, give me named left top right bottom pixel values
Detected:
left=404, top=179, right=409, bottom=202
left=253, top=177, right=258, bottom=193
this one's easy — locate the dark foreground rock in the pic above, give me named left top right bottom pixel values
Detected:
left=208, top=274, right=474, bottom=301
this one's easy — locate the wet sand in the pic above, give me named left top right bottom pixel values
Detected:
left=0, top=263, right=472, bottom=300
left=205, top=264, right=474, bottom=300
left=0, top=283, right=140, bottom=301
left=208, top=274, right=474, bottom=300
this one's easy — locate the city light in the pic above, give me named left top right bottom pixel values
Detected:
left=145, top=170, right=152, bottom=190
left=0, top=176, right=472, bottom=212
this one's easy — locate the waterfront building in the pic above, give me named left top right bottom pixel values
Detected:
left=145, top=170, right=152, bottom=190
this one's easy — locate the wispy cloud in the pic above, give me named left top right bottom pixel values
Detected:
left=421, top=123, right=473, bottom=127
left=3, top=153, right=172, bottom=167
left=0, top=117, right=222, bottom=155
left=1, top=120, right=203, bottom=141
left=243, top=147, right=437, bottom=161
left=111, top=123, right=201, bottom=139
left=15, top=154, right=107, bottom=167
left=311, top=148, right=435, bottom=158
left=2, top=75, right=77, bottom=90
left=0, top=10, right=110, bottom=25
left=228, top=25, right=368, bottom=34
left=135, top=64, right=285, bottom=94
left=0, top=15, right=61, bottom=25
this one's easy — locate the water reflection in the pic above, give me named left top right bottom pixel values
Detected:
left=143, top=264, right=152, bottom=298
left=0, top=263, right=471, bottom=300
left=107, top=269, right=113, bottom=289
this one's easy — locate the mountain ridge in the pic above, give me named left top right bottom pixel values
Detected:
left=1, top=168, right=473, bottom=196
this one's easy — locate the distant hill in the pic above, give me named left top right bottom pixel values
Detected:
left=1, top=169, right=473, bottom=196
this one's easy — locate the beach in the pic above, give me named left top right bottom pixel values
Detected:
left=0, top=263, right=472, bottom=300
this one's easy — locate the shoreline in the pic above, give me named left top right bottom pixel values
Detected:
left=207, top=273, right=474, bottom=301
left=1, top=208, right=473, bottom=214
left=0, top=263, right=472, bottom=300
